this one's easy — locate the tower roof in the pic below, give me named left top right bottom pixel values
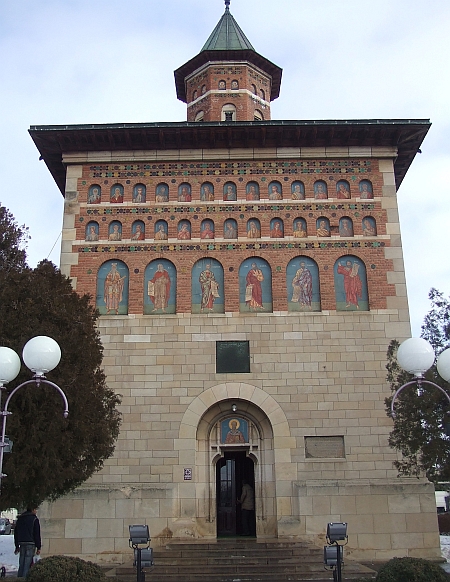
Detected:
left=174, top=1, right=282, bottom=103
left=201, top=1, right=255, bottom=51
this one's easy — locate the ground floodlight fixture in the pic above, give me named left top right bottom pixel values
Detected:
left=134, top=548, right=154, bottom=568
left=129, top=524, right=150, bottom=546
left=327, top=522, right=347, bottom=543
left=324, top=544, right=340, bottom=566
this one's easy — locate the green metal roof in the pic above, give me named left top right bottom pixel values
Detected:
left=201, top=2, right=255, bottom=51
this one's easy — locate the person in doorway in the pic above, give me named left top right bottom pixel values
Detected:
left=14, top=507, right=41, bottom=578
left=237, top=480, right=255, bottom=536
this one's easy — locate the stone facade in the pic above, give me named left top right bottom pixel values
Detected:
left=32, top=2, right=437, bottom=566
left=36, top=143, right=440, bottom=563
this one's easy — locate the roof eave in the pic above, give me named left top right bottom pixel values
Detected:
left=29, top=119, right=431, bottom=196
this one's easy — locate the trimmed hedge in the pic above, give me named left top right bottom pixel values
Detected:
left=26, top=555, right=107, bottom=582
left=375, top=557, right=449, bottom=582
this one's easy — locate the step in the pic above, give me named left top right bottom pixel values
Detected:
left=103, top=540, right=376, bottom=582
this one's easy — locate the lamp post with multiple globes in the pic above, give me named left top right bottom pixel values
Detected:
left=390, top=337, right=450, bottom=418
left=0, top=336, right=69, bottom=489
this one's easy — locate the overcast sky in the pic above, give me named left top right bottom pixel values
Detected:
left=1, top=0, right=449, bottom=335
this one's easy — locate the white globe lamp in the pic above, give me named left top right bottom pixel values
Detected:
left=437, top=349, right=450, bottom=383
left=397, top=337, right=435, bottom=377
left=0, top=348, right=21, bottom=386
left=22, top=336, right=61, bottom=377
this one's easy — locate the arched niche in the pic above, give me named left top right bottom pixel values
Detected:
left=287, top=256, right=321, bottom=312
left=144, top=259, right=176, bottom=315
left=192, top=258, right=224, bottom=314
left=334, top=255, right=369, bottom=311
left=96, top=260, right=129, bottom=316
left=239, top=257, right=272, bottom=313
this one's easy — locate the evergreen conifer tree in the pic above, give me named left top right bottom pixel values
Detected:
left=0, top=203, right=121, bottom=508
left=386, top=289, right=450, bottom=483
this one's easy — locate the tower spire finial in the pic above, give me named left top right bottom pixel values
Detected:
left=225, top=0, right=230, bottom=9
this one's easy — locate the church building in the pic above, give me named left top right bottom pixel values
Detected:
left=30, top=0, right=438, bottom=563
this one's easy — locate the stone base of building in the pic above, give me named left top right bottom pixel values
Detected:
left=39, top=477, right=441, bottom=564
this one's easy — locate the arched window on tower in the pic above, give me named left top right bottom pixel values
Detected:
left=251, top=84, right=257, bottom=94
left=254, top=110, right=263, bottom=121
left=195, top=111, right=205, bottom=122
left=260, top=89, right=265, bottom=100
left=221, top=104, right=237, bottom=122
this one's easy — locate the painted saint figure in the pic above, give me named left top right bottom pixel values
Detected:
left=178, top=185, right=191, bottom=202
left=337, top=260, right=363, bottom=309
left=155, top=223, right=168, bottom=240
left=224, top=221, right=237, bottom=239
left=104, top=263, right=126, bottom=315
left=247, top=221, right=260, bottom=238
left=293, top=220, right=307, bottom=238
left=199, top=264, right=220, bottom=311
left=291, top=262, right=313, bottom=308
left=108, top=223, right=122, bottom=241
left=131, top=224, right=145, bottom=240
left=246, top=262, right=264, bottom=309
left=133, top=185, right=145, bottom=203
left=86, top=225, right=99, bottom=241
left=88, top=186, right=101, bottom=204
left=156, top=184, right=169, bottom=203
left=339, top=219, right=354, bottom=237
left=225, top=419, right=245, bottom=444
left=336, top=182, right=351, bottom=199
left=201, top=184, right=214, bottom=201
left=314, top=183, right=328, bottom=200
left=291, top=183, right=305, bottom=200
left=268, top=183, right=282, bottom=200
left=224, top=183, right=237, bottom=201
left=148, top=263, right=171, bottom=312
left=362, top=218, right=377, bottom=236
left=110, top=186, right=123, bottom=203
left=359, top=182, right=374, bottom=199
left=177, top=222, right=191, bottom=240
left=316, top=220, right=330, bottom=237
left=246, top=183, right=259, bottom=201
left=270, top=221, right=284, bottom=238
left=200, top=222, right=214, bottom=239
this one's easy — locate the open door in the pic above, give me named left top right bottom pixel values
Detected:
left=216, top=451, right=255, bottom=537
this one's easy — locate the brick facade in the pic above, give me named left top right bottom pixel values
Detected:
left=186, top=63, right=272, bottom=121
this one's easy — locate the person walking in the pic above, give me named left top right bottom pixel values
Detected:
left=14, top=507, right=41, bottom=577
left=238, top=480, right=255, bottom=536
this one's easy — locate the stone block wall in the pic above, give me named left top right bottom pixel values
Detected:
left=42, top=144, right=441, bottom=563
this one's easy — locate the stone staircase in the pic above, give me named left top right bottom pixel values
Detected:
left=103, top=538, right=376, bottom=581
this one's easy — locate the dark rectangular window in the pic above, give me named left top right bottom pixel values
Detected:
left=216, top=341, right=250, bottom=373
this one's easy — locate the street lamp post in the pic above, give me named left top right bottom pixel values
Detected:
left=0, top=336, right=69, bottom=488
left=391, top=337, right=450, bottom=419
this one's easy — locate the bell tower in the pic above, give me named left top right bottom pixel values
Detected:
left=174, top=0, right=282, bottom=122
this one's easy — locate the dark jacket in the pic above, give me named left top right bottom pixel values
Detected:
left=14, top=511, right=41, bottom=550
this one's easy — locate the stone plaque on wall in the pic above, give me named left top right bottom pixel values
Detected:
left=305, top=436, right=345, bottom=459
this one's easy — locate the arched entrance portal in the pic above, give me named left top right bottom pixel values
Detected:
left=176, top=383, right=295, bottom=540
left=217, top=452, right=255, bottom=537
